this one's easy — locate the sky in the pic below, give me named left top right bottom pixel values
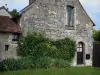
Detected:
left=0, top=0, right=99, bottom=29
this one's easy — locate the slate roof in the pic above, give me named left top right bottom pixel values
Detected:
left=0, top=16, right=21, bottom=33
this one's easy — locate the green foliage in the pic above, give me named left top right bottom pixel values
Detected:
left=18, top=57, right=34, bottom=69
left=53, top=38, right=75, bottom=61
left=35, top=57, right=70, bottom=69
left=0, top=67, right=99, bottom=75
left=17, top=33, right=75, bottom=62
left=1, top=57, right=70, bottom=71
left=2, top=57, right=34, bottom=71
left=17, top=33, right=54, bottom=59
left=3, top=58, right=21, bottom=70
left=16, top=33, right=75, bottom=69
left=10, top=9, right=18, bottom=18
left=93, top=29, right=97, bottom=38
left=55, top=59, right=70, bottom=68
left=35, top=57, right=53, bottom=69
left=93, top=29, right=100, bottom=43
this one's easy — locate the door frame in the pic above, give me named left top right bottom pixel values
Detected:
left=76, top=42, right=85, bottom=65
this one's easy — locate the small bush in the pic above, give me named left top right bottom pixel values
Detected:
left=3, top=57, right=34, bottom=71
left=35, top=57, right=70, bottom=69
left=35, top=57, right=53, bottom=69
left=3, top=58, right=20, bottom=70
left=55, top=59, right=70, bottom=68
left=18, top=57, right=34, bottom=69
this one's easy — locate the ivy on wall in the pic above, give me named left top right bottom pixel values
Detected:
left=17, top=33, right=76, bottom=61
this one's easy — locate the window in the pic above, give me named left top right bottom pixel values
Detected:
left=5, top=45, right=9, bottom=51
left=77, top=42, right=83, bottom=52
left=12, top=34, right=19, bottom=41
left=67, top=5, right=74, bottom=26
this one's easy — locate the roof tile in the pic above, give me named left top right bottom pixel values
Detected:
left=0, top=16, right=21, bottom=33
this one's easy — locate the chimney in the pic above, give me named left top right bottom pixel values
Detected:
left=29, top=0, right=35, bottom=5
left=5, top=4, right=9, bottom=11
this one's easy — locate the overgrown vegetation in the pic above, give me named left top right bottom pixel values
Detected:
left=0, top=33, right=75, bottom=71
left=17, top=33, right=75, bottom=61
left=10, top=9, right=19, bottom=18
left=0, top=57, right=34, bottom=71
left=35, top=57, right=70, bottom=69
left=93, top=29, right=100, bottom=43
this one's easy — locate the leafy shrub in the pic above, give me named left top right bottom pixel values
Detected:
left=17, top=33, right=75, bottom=62
left=3, top=57, right=34, bottom=71
left=17, top=33, right=53, bottom=60
left=18, top=57, right=34, bottom=69
left=53, top=38, right=76, bottom=61
left=3, top=58, right=21, bottom=70
left=93, top=29, right=100, bottom=42
left=35, top=57, right=53, bottom=69
left=55, top=59, right=70, bottom=68
left=17, top=33, right=75, bottom=69
left=35, top=57, right=70, bottom=68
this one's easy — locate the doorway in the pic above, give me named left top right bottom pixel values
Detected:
left=77, top=42, right=84, bottom=65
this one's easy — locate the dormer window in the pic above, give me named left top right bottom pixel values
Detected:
left=67, top=5, right=74, bottom=27
left=12, top=33, right=19, bottom=41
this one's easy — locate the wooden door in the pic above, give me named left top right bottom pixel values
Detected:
left=77, top=42, right=84, bottom=65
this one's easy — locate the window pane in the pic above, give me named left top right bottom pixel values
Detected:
left=67, top=6, right=74, bottom=26
left=12, top=34, right=19, bottom=41
left=77, top=48, right=80, bottom=52
left=79, top=48, right=83, bottom=52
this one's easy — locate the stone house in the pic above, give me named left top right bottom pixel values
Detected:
left=0, top=0, right=95, bottom=66
left=0, top=6, right=21, bottom=61
left=19, top=0, right=95, bottom=66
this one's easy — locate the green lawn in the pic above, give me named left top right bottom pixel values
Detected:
left=0, top=67, right=100, bottom=75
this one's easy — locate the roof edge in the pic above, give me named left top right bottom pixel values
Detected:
left=0, top=6, right=12, bottom=18
left=20, top=0, right=95, bottom=26
left=78, top=0, right=95, bottom=26
left=20, top=0, right=36, bottom=14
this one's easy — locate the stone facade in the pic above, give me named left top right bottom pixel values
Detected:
left=19, top=0, right=94, bottom=66
left=0, top=7, right=21, bottom=61
left=0, top=33, right=18, bottom=61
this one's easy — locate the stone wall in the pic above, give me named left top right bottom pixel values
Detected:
left=19, top=0, right=94, bottom=66
left=0, top=33, right=17, bottom=61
